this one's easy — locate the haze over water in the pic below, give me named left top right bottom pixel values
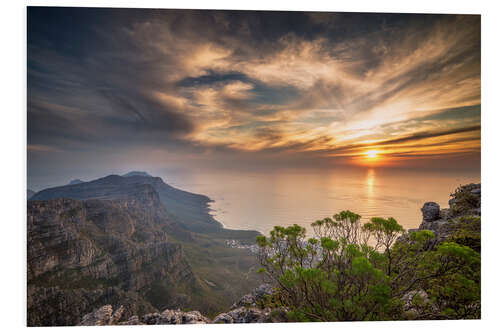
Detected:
left=160, top=167, right=480, bottom=235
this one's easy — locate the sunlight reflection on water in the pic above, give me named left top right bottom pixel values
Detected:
left=161, top=167, right=480, bottom=236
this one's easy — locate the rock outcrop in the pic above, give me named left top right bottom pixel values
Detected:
left=79, top=305, right=211, bottom=325
left=230, top=283, right=274, bottom=309
left=416, top=183, right=481, bottom=243
left=78, top=284, right=285, bottom=325
left=421, top=202, right=440, bottom=222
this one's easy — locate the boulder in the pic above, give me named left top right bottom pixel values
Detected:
left=119, top=315, right=141, bottom=325
left=212, top=313, right=234, bottom=323
left=182, top=311, right=210, bottom=324
left=230, top=283, right=274, bottom=309
left=253, top=284, right=274, bottom=299
left=421, top=202, right=440, bottom=222
left=78, top=305, right=113, bottom=326
left=225, top=307, right=271, bottom=323
left=141, top=312, right=162, bottom=325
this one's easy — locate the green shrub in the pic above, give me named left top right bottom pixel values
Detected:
left=256, top=210, right=480, bottom=321
left=449, top=187, right=480, bottom=216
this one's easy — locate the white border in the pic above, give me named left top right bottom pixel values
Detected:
left=3, top=1, right=500, bottom=332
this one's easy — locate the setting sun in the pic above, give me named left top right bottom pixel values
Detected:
left=365, top=150, right=380, bottom=159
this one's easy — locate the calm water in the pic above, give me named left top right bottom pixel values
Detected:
left=159, top=168, right=480, bottom=236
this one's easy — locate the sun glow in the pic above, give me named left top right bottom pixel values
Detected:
left=365, top=150, right=380, bottom=159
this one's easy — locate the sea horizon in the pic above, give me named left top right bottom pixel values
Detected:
left=157, top=166, right=480, bottom=235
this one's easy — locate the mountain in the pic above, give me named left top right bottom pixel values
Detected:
left=68, top=179, right=84, bottom=185
left=32, top=174, right=254, bottom=236
left=28, top=183, right=196, bottom=325
left=123, top=171, right=152, bottom=178
left=28, top=172, right=261, bottom=326
left=27, top=189, right=35, bottom=199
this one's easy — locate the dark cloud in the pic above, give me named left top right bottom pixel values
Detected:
left=316, top=125, right=480, bottom=156
left=376, top=125, right=480, bottom=146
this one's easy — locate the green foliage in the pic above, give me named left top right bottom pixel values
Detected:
left=257, top=210, right=480, bottom=322
left=447, top=216, right=481, bottom=252
left=449, top=186, right=480, bottom=216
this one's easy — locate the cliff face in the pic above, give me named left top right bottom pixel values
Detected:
left=31, top=174, right=221, bottom=233
left=27, top=185, right=197, bottom=326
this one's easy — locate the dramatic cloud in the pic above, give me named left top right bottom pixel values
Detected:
left=27, top=8, right=481, bottom=189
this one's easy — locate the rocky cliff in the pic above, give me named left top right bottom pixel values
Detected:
left=28, top=173, right=261, bottom=326
left=31, top=174, right=222, bottom=233
left=28, top=183, right=197, bottom=326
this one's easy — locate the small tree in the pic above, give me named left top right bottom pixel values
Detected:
left=256, top=210, right=480, bottom=321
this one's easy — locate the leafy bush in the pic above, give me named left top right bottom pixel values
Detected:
left=449, top=186, right=480, bottom=216
left=256, top=210, right=480, bottom=321
left=447, top=216, right=481, bottom=252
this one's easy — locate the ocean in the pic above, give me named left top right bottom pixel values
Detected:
left=159, top=167, right=480, bottom=236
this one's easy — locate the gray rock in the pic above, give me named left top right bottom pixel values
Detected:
left=153, top=309, right=210, bottom=324
left=182, top=311, right=210, bottom=324
left=253, top=283, right=274, bottom=299
left=421, top=202, right=440, bottom=222
left=78, top=305, right=113, bottom=326
left=212, top=313, right=234, bottom=323
left=142, top=312, right=162, bottom=325
left=402, top=290, right=430, bottom=311
left=226, top=307, right=271, bottom=323
left=230, top=283, right=274, bottom=309
left=401, top=290, right=438, bottom=319
left=80, top=306, right=210, bottom=325
left=160, top=309, right=183, bottom=324
left=109, top=305, right=125, bottom=325
left=231, top=293, right=256, bottom=309
left=119, top=315, right=141, bottom=325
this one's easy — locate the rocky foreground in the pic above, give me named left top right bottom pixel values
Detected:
left=78, top=183, right=481, bottom=325
left=79, top=284, right=285, bottom=325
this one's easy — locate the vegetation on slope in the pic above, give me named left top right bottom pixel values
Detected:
left=256, top=209, right=480, bottom=321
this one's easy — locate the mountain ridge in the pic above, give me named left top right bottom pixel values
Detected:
left=28, top=171, right=261, bottom=326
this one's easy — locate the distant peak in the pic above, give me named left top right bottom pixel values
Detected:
left=122, top=171, right=152, bottom=178
left=68, top=179, right=84, bottom=185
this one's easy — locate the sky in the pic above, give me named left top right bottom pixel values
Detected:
left=27, top=7, right=481, bottom=190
